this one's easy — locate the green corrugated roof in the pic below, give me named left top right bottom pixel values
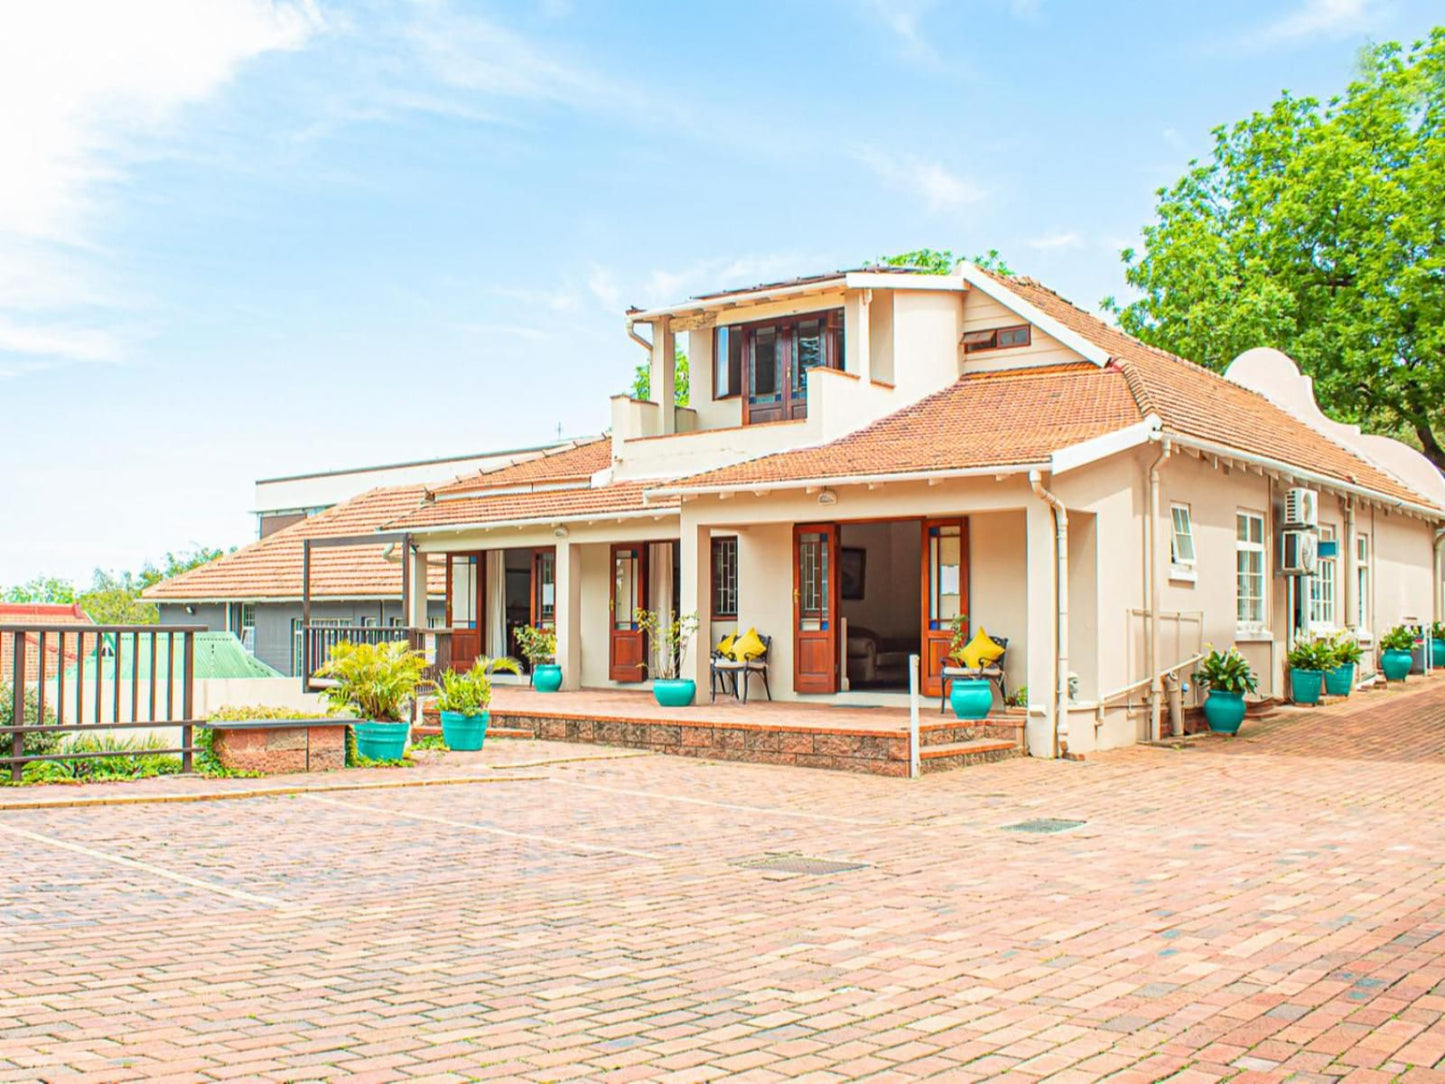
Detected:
left=68, top=632, right=283, bottom=680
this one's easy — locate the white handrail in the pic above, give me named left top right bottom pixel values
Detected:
left=1095, top=651, right=1206, bottom=724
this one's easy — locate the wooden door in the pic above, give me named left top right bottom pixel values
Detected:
left=446, top=552, right=484, bottom=671
left=920, top=519, right=969, bottom=697
left=793, top=524, right=839, bottom=694
left=609, top=543, right=648, bottom=682
left=530, top=548, right=556, bottom=628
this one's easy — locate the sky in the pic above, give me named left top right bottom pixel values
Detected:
left=2, top=0, right=1441, bottom=586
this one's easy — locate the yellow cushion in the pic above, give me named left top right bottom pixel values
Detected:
left=731, top=627, right=766, bottom=662
left=957, top=628, right=1005, bottom=670
left=716, top=634, right=736, bottom=657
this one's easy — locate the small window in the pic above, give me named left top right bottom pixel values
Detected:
left=711, top=537, right=738, bottom=619
left=713, top=326, right=743, bottom=399
left=963, top=324, right=1031, bottom=353
left=1310, top=524, right=1336, bottom=629
left=1356, top=533, right=1371, bottom=629
left=1236, top=511, right=1266, bottom=630
left=1170, top=504, right=1196, bottom=578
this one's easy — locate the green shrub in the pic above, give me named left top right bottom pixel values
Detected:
left=1287, top=635, right=1338, bottom=672
left=208, top=704, right=332, bottom=722
left=1193, top=646, right=1259, bottom=695
left=1330, top=631, right=1364, bottom=666
left=0, top=680, right=62, bottom=759
left=45, top=733, right=181, bottom=782
left=429, top=658, right=520, bottom=716
left=1379, top=625, right=1418, bottom=652
left=316, top=641, right=427, bottom=722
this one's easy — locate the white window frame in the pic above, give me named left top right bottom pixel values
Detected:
left=1309, top=524, right=1337, bottom=631
left=1169, top=503, right=1197, bottom=582
left=1235, top=510, right=1268, bottom=635
left=1355, top=533, right=1371, bottom=631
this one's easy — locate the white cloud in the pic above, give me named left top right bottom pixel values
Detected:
left=640, top=253, right=825, bottom=310
left=853, top=147, right=987, bottom=212
left=860, top=0, right=941, bottom=66
left=1027, top=232, right=1082, bottom=251
left=587, top=267, right=622, bottom=312
left=0, top=0, right=322, bottom=370
left=1238, top=0, right=1383, bottom=48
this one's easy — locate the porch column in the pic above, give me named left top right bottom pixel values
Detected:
left=680, top=521, right=710, bottom=686
left=555, top=541, right=583, bottom=690
left=404, top=543, right=429, bottom=628
left=650, top=317, right=676, bottom=435
left=1024, top=499, right=1058, bottom=758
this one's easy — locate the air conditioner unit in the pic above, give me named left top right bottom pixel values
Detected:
left=1284, top=487, right=1319, bottom=528
left=1281, top=529, right=1318, bottom=575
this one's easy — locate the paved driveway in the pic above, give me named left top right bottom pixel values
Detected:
left=3, top=679, right=1445, bottom=1082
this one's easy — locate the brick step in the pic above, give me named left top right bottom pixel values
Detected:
left=920, top=718, right=1025, bottom=746
left=919, top=739, right=1021, bottom=773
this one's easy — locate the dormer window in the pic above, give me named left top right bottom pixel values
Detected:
left=715, top=309, right=844, bottom=424
left=963, top=324, right=1031, bottom=353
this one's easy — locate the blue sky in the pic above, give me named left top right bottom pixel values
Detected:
left=3, top=0, right=1440, bottom=585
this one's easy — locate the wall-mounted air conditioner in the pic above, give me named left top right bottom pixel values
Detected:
left=1284, top=487, right=1319, bottom=528
left=1281, top=529, right=1318, bottom=575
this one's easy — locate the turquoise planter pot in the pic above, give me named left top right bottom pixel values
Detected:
left=1324, top=663, right=1355, bottom=697
left=1433, top=639, right=1445, bottom=667
left=1202, top=690, right=1246, bottom=734
left=439, top=710, right=489, bottom=751
left=1289, top=669, right=1323, bottom=705
left=533, top=664, right=563, bottom=693
left=949, top=678, right=993, bottom=721
left=653, top=679, right=696, bottom=707
left=352, top=721, right=408, bottom=761
left=1381, top=648, right=1413, bottom=682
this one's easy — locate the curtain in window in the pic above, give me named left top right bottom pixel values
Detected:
left=485, top=551, right=506, bottom=659
left=648, top=542, right=675, bottom=675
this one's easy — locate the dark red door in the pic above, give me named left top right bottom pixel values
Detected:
left=609, top=543, right=648, bottom=682
left=920, top=519, right=969, bottom=697
left=793, top=524, right=839, bottom=694
left=446, top=552, right=484, bottom=671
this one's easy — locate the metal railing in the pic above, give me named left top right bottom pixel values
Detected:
left=1, top=624, right=203, bottom=781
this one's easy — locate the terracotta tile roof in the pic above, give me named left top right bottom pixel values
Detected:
left=985, top=271, right=1434, bottom=508
left=0, top=603, right=94, bottom=682
left=388, top=480, right=678, bottom=532
left=142, top=486, right=444, bottom=602
left=432, top=438, right=613, bottom=496
left=663, top=367, right=1142, bottom=490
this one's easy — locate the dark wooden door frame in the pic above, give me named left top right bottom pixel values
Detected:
left=609, top=542, right=649, bottom=683
left=792, top=523, right=840, bottom=694
left=920, top=518, right=970, bottom=698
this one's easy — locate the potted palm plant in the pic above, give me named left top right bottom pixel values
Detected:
left=1286, top=635, right=1335, bottom=705
left=515, top=625, right=562, bottom=692
left=430, top=657, right=521, bottom=751
left=1431, top=622, right=1445, bottom=668
left=1379, top=624, right=1417, bottom=681
left=635, top=609, right=700, bottom=707
left=1192, top=646, right=1257, bottom=734
left=1325, top=631, right=1362, bottom=697
left=316, top=640, right=428, bottom=761
left=945, top=613, right=994, bottom=721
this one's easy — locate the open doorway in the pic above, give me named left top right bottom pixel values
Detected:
left=839, top=521, right=922, bottom=690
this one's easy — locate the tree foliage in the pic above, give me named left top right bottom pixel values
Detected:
left=877, top=248, right=1014, bottom=275
left=630, top=346, right=690, bottom=406
left=1106, top=30, right=1445, bottom=467
left=3, top=545, right=230, bottom=624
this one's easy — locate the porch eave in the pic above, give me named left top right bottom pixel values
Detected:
left=398, top=504, right=682, bottom=541
left=644, top=461, right=1049, bottom=500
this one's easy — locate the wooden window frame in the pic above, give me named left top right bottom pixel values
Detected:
left=963, top=323, right=1031, bottom=354
left=715, top=308, right=844, bottom=424
left=712, top=325, right=744, bottom=400
left=710, top=536, right=738, bottom=620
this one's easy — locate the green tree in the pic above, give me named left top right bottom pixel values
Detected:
left=877, top=248, right=1014, bottom=275
left=1106, top=31, right=1445, bottom=468
left=2, top=577, right=77, bottom=604
left=630, top=346, right=690, bottom=406
left=79, top=547, right=229, bottom=625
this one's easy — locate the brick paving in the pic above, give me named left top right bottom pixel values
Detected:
left=3, top=676, right=1445, bottom=1081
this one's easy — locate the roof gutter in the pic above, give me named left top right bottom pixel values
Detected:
left=399, top=505, right=682, bottom=538
left=1156, top=432, right=1444, bottom=521
left=646, top=462, right=1044, bottom=500
left=627, top=277, right=848, bottom=323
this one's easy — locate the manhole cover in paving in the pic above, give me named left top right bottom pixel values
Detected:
left=733, top=854, right=868, bottom=875
left=1003, top=818, right=1086, bottom=834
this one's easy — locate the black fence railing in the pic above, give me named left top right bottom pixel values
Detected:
left=1, top=624, right=204, bottom=782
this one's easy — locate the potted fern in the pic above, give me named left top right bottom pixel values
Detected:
left=1325, top=631, right=1362, bottom=697
left=1192, top=646, right=1257, bottom=734
left=1379, top=624, right=1417, bottom=681
left=430, top=656, right=521, bottom=751
left=635, top=609, right=700, bottom=707
left=316, top=640, right=428, bottom=761
left=516, top=625, right=562, bottom=692
left=1286, top=635, right=1335, bottom=705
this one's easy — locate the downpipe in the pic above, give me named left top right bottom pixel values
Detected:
left=1144, top=436, right=1172, bottom=741
left=1029, top=471, right=1069, bottom=759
